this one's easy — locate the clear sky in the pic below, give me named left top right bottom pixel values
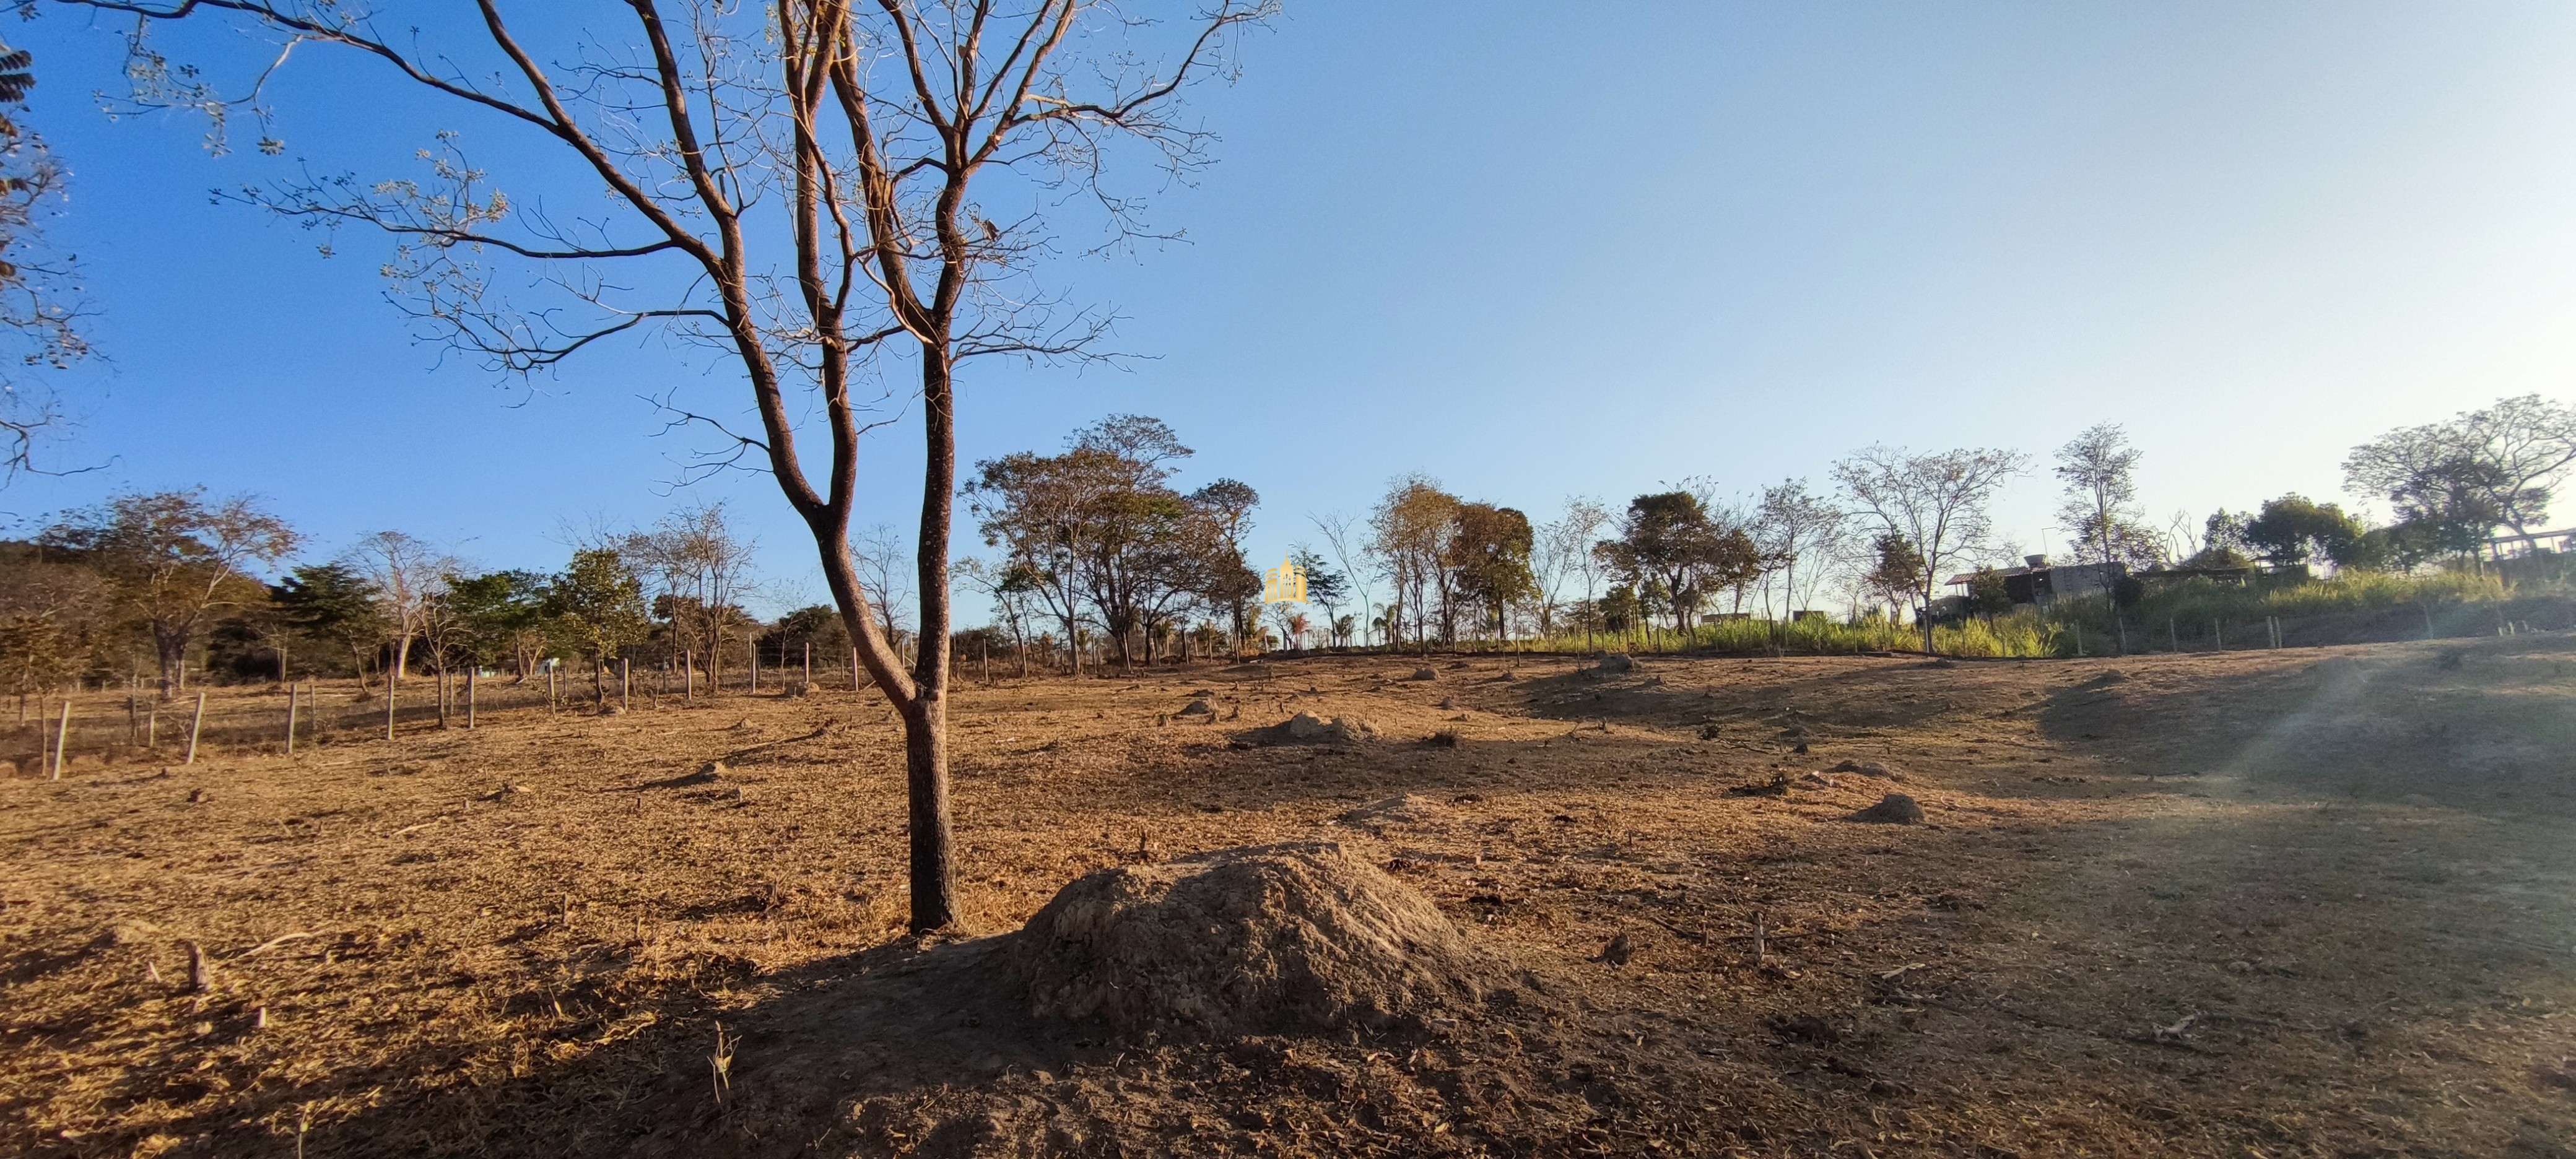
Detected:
left=7, top=2, right=2575, bottom=617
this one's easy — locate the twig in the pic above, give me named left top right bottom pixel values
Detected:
left=238, top=931, right=321, bottom=957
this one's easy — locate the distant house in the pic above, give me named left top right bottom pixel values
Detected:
left=1944, top=554, right=2125, bottom=607
left=2135, top=562, right=2254, bottom=588
left=2487, top=526, right=2576, bottom=560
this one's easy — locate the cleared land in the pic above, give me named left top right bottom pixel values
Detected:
left=6, top=634, right=2576, bottom=1157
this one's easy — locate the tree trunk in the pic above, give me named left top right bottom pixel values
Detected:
left=154, top=620, right=188, bottom=699
left=903, top=347, right=961, bottom=931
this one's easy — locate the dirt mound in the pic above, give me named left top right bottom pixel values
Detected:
left=1850, top=792, right=1925, bottom=824
left=1408, top=666, right=1440, bottom=680
left=1257, top=711, right=1373, bottom=744
left=1010, top=841, right=1508, bottom=1041
left=1175, top=699, right=1216, bottom=718
left=1595, top=653, right=1635, bottom=674
left=1829, top=758, right=1906, bottom=781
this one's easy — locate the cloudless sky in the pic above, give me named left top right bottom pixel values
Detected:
left=7, top=2, right=2575, bottom=618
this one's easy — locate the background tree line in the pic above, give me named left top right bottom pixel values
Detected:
left=6, top=392, right=2570, bottom=711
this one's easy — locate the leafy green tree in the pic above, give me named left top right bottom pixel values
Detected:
left=2242, top=495, right=2365, bottom=567
left=445, top=570, right=551, bottom=679
left=1445, top=503, right=1537, bottom=640
left=546, top=549, right=650, bottom=705
left=1596, top=492, right=1760, bottom=632
left=1291, top=547, right=1349, bottom=642
left=1865, top=533, right=1925, bottom=619
left=273, top=562, right=386, bottom=686
left=1968, top=567, right=2014, bottom=618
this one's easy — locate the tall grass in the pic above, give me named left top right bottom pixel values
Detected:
left=1412, top=568, right=2567, bottom=661
left=1449, top=610, right=2060, bottom=658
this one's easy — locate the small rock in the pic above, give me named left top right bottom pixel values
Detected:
left=1286, top=712, right=1331, bottom=739
left=186, top=788, right=208, bottom=804
left=1796, top=772, right=1838, bottom=789
left=1850, top=793, right=1925, bottom=825
left=1595, top=653, right=1634, bottom=674
left=1409, top=667, right=1439, bottom=682
left=1438, top=697, right=1458, bottom=710
left=1601, top=932, right=1635, bottom=966
left=682, top=761, right=727, bottom=785
left=1176, top=700, right=1216, bottom=718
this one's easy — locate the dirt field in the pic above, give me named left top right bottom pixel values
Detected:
left=6, top=634, right=2575, bottom=1157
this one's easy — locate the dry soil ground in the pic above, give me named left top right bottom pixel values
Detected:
left=6, top=635, right=2576, bottom=1157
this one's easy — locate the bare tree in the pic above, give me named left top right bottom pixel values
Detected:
left=851, top=523, right=912, bottom=651
left=76, top=0, right=1271, bottom=932
left=346, top=530, right=456, bottom=696
left=1532, top=496, right=1609, bottom=641
left=955, top=555, right=1036, bottom=675
left=2053, top=422, right=2160, bottom=567
left=1307, top=509, right=1371, bottom=646
left=1832, top=446, right=2027, bottom=654
left=0, top=37, right=91, bottom=486
left=628, top=502, right=760, bottom=690
left=2346, top=394, right=2576, bottom=541
left=1753, top=479, right=1848, bottom=620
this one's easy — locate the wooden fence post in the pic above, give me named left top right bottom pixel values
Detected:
left=51, top=700, right=70, bottom=779
left=547, top=665, right=559, bottom=713
left=851, top=646, right=862, bottom=692
left=186, top=693, right=207, bottom=765
left=466, top=669, right=477, bottom=729
left=803, top=642, right=812, bottom=687
left=750, top=641, right=759, bottom=695
left=285, top=684, right=299, bottom=757
left=685, top=651, right=695, bottom=704
left=620, top=659, right=632, bottom=713
left=386, top=677, right=397, bottom=742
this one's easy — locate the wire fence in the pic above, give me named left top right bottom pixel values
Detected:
left=1, top=658, right=904, bottom=777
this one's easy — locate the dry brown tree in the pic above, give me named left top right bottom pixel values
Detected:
left=65, top=0, right=1271, bottom=931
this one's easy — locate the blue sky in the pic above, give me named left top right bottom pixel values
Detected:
left=7, top=2, right=2575, bottom=617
